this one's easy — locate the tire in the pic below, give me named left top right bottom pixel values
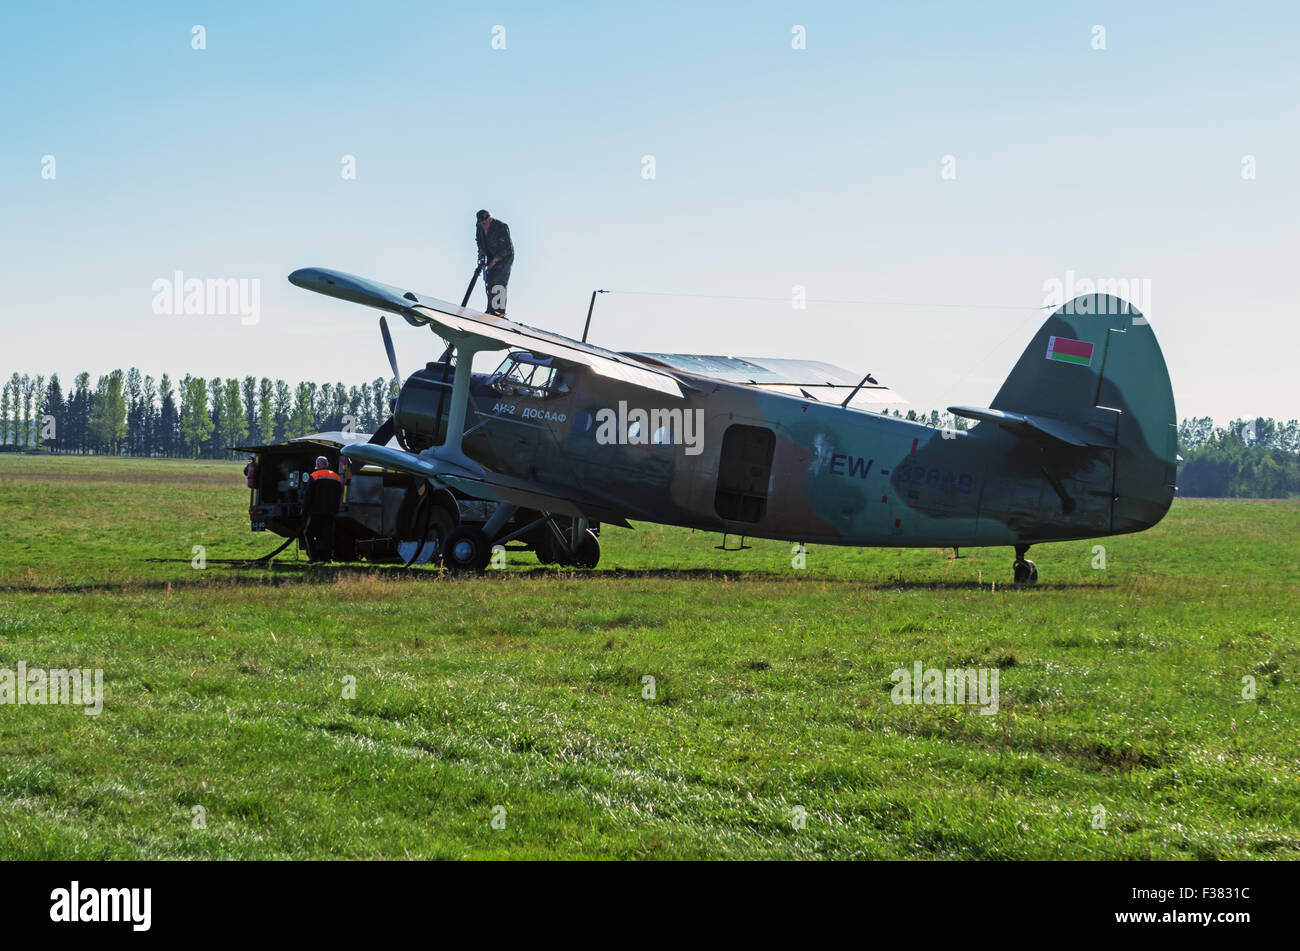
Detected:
left=572, top=529, right=600, bottom=569
left=443, top=526, right=491, bottom=573
left=1013, top=560, right=1038, bottom=585
left=534, top=527, right=559, bottom=564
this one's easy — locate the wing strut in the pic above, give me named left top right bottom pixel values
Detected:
left=436, top=332, right=507, bottom=476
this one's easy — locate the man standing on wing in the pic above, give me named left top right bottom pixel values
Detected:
left=475, top=209, right=514, bottom=316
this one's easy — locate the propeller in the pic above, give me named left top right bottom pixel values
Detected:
left=380, top=315, right=401, bottom=384
left=368, top=316, right=402, bottom=446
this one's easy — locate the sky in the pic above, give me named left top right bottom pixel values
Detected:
left=2, top=0, right=1297, bottom=420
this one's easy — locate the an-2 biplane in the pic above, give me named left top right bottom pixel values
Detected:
left=288, top=267, right=1177, bottom=582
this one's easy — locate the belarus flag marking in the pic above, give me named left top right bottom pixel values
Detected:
left=1045, top=336, right=1094, bottom=367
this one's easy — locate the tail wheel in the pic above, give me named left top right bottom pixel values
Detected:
left=443, top=526, right=491, bottom=573
left=1013, top=559, right=1038, bottom=584
left=572, top=529, right=600, bottom=569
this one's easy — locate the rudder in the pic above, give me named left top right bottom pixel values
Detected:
left=990, top=295, right=1177, bottom=532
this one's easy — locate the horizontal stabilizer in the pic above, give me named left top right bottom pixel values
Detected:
left=947, top=406, right=1116, bottom=448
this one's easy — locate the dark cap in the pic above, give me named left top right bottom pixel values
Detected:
left=476, top=209, right=490, bottom=222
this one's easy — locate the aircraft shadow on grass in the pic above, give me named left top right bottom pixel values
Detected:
left=6, top=560, right=1110, bottom=595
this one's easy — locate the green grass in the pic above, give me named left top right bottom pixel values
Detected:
left=0, top=453, right=1297, bottom=859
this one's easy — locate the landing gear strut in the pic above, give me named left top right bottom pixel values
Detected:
left=1012, top=544, right=1038, bottom=585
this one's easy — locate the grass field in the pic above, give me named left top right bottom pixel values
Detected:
left=0, top=453, right=1297, bottom=859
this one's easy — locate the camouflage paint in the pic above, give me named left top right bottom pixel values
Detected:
left=292, top=269, right=1176, bottom=553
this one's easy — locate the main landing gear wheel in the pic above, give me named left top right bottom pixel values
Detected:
left=534, top=520, right=600, bottom=568
left=572, top=529, right=600, bottom=569
left=1012, top=544, right=1038, bottom=585
left=443, top=526, right=491, bottom=573
left=534, top=529, right=558, bottom=565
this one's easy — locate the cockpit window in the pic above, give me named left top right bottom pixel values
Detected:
left=489, top=352, right=566, bottom=400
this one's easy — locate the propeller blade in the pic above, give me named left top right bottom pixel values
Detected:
left=379, top=315, right=401, bottom=383
left=368, top=416, right=395, bottom=446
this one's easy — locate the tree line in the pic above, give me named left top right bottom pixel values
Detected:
left=1176, top=417, right=1300, bottom=498
left=1, top=370, right=398, bottom=458
left=3, top=369, right=1297, bottom=497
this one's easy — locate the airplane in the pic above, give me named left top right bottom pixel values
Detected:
left=288, top=267, right=1177, bottom=583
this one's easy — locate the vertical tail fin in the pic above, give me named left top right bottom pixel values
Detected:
left=990, top=295, right=1177, bottom=531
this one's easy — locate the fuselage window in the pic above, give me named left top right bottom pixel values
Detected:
left=489, top=352, right=566, bottom=400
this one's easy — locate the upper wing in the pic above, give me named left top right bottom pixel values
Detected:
left=288, top=267, right=683, bottom=398
left=628, top=353, right=907, bottom=410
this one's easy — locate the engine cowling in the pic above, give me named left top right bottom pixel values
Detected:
left=393, top=363, right=455, bottom=451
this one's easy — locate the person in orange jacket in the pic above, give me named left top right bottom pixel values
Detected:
left=301, top=455, right=344, bottom=562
